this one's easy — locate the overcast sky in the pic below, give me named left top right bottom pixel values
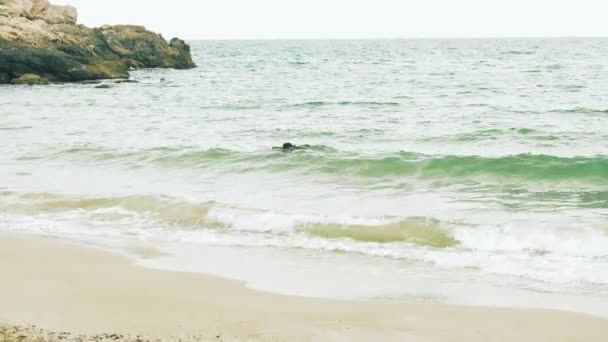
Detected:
left=54, top=0, right=608, bottom=40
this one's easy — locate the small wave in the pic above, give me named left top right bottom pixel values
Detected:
left=4, top=191, right=608, bottom=285
left=313, top=153, right=608, bottom=182
left=501, top=50, right=535, bottom=55
left=300, top=218, right=458, bottom=248
left=432, top=128, right=539, bottom=142
left=2, top=191, right=456, bottom=248
left=437, top=128, right=505, bottom=142
left=3, top=193, right=226, bottom=229
left=299, top=131, right=337, bottom=138
left=579, top=191, right=608, bottom=209
left=549, top=107, right=608, bottom=115
left=50, top=146, right=239, bottom=166
left=34, top=146, right=608, bottom=183
left=199, top=104, right=263, bottom=110
left=516, top=128, right=536, bottom=134
left=153, top=148, right=239, bottom=166
left=288, top=101, right=400, bottom=108
left=0, top=126, right=33, bottom=131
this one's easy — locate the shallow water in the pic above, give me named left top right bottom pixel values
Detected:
left=1, top=39, right=608, bottom=306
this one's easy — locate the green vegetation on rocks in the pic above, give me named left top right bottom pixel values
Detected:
left=11, top=73, right=49, bottom=85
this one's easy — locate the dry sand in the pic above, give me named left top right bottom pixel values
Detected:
left=0, top=234, right=606, bottom=341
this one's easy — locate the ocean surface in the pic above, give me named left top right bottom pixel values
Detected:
left=2, top=39, right=608, bottom=313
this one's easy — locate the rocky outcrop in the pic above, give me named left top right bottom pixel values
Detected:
left=6, top=0, right=77, bottom=24
left=0, top=0, right=195, bottom=84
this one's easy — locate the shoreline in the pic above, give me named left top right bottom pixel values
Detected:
left=1, top=233, right=607, bottom=341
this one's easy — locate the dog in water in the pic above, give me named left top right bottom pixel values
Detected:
left=272, top=142, right=310, bottom=151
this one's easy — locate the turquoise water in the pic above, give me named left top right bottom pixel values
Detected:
left=1, top=39, right=608, bottom=291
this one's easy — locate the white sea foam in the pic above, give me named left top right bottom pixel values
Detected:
left=2, top=194, right=608, bottom=286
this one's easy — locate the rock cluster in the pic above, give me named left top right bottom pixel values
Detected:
left=0, top=325, right=228, bottom=342
left=0, top=0, right=195, bottom=84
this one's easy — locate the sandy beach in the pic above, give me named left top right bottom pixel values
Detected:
left=3, top=0, right=608, bottom=340
left=0, top=234, right=605, bottom=342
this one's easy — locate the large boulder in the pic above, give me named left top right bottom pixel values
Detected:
left=40, top=2, right=77, bottom=24
left=99, top=25, right=195, bottom=69
left=6, top=0, right=77, bottom=24
left=0, top=0, right=195, bottom=84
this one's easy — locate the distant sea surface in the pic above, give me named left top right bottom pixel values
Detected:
left=2, top=39, right=608, bottom=308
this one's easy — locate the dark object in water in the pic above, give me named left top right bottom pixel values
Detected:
left=272, top=142, right=310, bottom=151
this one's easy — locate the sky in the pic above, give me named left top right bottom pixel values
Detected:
left=54, top=0, right=608, bottom=40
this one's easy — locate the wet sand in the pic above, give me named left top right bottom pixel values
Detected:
left=0, top=234, right=606, bottom=341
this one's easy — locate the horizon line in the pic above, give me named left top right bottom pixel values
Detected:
left=176, top=35, right=608, bottom=41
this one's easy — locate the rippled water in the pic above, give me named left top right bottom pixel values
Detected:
left=1, top=39, right=608, bottom=294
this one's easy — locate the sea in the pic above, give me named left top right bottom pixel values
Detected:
left=2, top=38, right=608, bottom=316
